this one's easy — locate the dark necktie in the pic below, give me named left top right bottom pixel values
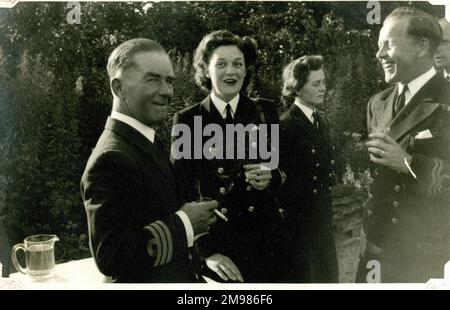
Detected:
left=394, top=85, right=408, bottom=116
left=312, top=109, right=320, bottom=131
left=225, top=104, right=233, bottom=123
left=153, top=134, right=165, bottom=152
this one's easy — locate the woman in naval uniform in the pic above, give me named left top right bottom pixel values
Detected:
left=278, top=55, right=339, bottom=283
left=171, top=30, right=285, bottom=283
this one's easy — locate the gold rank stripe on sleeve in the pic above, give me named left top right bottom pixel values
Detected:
left=155, top=220, right=173, bottom=265
left=144, top=224, right=163, bottom=266
left=427, top=158, right=446, bottom=198
left=144, top=221, right=173, bottom=267
left=151, top=222, right=167, bottom=266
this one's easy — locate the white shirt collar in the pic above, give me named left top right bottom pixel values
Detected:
left=210, top=92, right=240, bottom=119
left=294, top=97, right=315, bottom=124
left=398, top=67, right=436, bottom=105
left=110, top=111, right=156, bottom=143
left=444, top=69, right=450, bottom=79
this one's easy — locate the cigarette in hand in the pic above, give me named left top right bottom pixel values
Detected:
left=214, top=209, right=228, bottom=222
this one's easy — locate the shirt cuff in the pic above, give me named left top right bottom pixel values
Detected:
left=175, top=210, right=194, bottom=247
left=404, top=156, right=417, bottom=179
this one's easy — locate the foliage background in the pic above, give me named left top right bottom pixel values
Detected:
left=0, top=1, right=444, bottom=274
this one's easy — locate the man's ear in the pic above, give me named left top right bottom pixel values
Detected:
left=416, top=38, right=431, bottom=58
left=111, top=78, right=124, bottom=99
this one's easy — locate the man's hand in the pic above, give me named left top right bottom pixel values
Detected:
left=181, top=200, right=218, bottom=235
left=366, top=132, right=410, bottom=173
left=244, top=163, right=272, bottom=191
left=205, top=253, right=243, bottom=282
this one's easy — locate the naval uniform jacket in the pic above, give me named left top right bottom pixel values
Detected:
left=81, top=117, right=203, bottom=283
left=171, top=95, right=284, bottom=283
left=278, top=104, right=339, bottom=283
left=363, top=73, right=450, bottom=282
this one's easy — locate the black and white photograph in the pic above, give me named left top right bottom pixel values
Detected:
left=0, top=0, right=450, bottom=291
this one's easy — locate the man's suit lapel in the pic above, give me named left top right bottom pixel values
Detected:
left=289, top=104, right=328, bottom=150
left=388, top=75, right=442, bottom=142
left=372, top=85, right=398, bottom=130
left=105, top=117, right=178, bottom=191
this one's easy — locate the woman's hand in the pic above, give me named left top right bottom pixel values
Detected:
left=244, top=163, right=272, bottom=191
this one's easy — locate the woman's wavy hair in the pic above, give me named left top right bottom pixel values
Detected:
left=193, top=30, right=258, bottom=93
left=282, top=55, right=324, bottom=98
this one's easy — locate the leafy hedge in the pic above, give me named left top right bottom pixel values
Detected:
left=0, top=54, right=89, bottom=265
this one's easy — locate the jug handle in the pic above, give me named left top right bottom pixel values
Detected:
left=11, top=243, right=27, bottom=275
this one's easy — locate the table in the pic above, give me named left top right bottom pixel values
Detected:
left=9, top=257, right=105, bottom=289
left=8, top=257, right=219, bottom=289
left=7, top=257, right=450, bottom=289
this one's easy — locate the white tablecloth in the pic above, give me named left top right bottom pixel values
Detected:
left=9, top=257, right=105, bottom=289
left=7, top=257, right=219, bottom=289
left=6, top=257, right=449, bottom=289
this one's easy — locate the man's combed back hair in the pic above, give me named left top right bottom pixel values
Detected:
left=107, top=38, right=166, bottom=79
left=282, top=55, right=324, bottom=98
left=385, top=7, right=442, bottom=55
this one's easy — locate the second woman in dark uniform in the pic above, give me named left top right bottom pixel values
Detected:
left=278, top=55, right=339, bottom=282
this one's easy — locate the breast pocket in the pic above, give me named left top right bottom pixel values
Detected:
left=410, top=136, right=449, bottom=158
